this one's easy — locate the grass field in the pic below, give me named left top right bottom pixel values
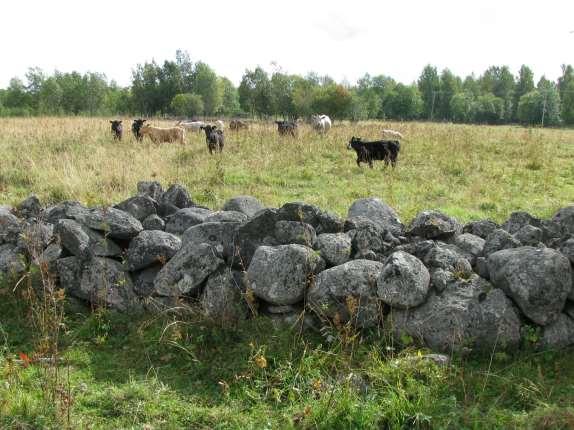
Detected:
left=0, top=117, right=573, bottom=223
left=1, top=117, right=574, bottom=429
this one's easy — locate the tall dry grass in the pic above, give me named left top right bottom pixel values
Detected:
left=0, top=117, right=573, bottom=222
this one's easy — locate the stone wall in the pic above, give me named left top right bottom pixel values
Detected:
left=2, top=181, right=574, bottom=353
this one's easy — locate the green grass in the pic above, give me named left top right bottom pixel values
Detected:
left=0, top=118, right=573, bottom=223
left=1, top=289, right=574, bottom=429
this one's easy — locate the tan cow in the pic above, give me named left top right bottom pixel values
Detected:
left=140, top=124, right=185, bottom=144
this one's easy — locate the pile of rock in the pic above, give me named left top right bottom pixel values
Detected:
left=2, top=182, right=574, bottom=353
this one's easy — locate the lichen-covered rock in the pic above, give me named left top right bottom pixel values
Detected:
left=115, top=194, right=157, bottom=221
left=222, top=195, right=265, bottom=217
left=181, top=222, right=239, bottom=259
left=234, top=209, right=279, bottom=267
left=44, top=201, right=87, bottom=224
left=315, top=233, right=352, bottom=267
left=127, top=230, right=181, bottom=271
left=389, top=276, right=522, bottom=353
left=407, top=210, right=461, bottom=240
left=132, top=266, right=161, bottom=297
left=204, top=211, right=248, bottom=223
left=348, top=216, right=397, bottom=258
left=538, top=314, right=574, bottom=349
left=158, top=184, right=193, bottom=209
left=55, top=219, right=121, bottom=259
left=201, top=267, right=248, bottom=322
left=377, top=251, right=430, bottom=308
left=559, top=238, right=574, bottom=264
left=454, top=233, right=485, bottom=266
left=502, top=211, right=542, bottom=234
left=347, top=197, right=404, bottom=236
left=142, top=214, right=165, bottom=231
left=483, top=228, right=521, bottom=256
left=307, top=259, right=384, bottom=328
left=422, top=243, right=472, bottom=274
left=165, top=207, right=213, bottom=235
left=274, top=221, right=316, bottom=246
left=462, top=220, right=499, bottom=239
left=71, top=207, right=143, bottom=240
left=513, top=225, right=543, bottom=247
left=0, top=243, right=26, bottom=277
left=78, top=257, right=139, bottom=311
left=277, top=202, right=343, bottom=234
left=0, top=208, right=23, bottom=245
left=247, top=244, right=324, bottom=305
left=17, top=195, right=42, bottom=219
left=488, top=247, right=572, bottom=326
left=56, top=256, right=82, bottom=295
left=154, top=243, right=223, bottom=297
left=552, top=205, right=574, bottom=235
left=137, top=181, right=163, bottom=201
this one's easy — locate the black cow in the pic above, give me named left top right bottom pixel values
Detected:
left=347, top=136, right=401, bottom=168
left=275, top=120, right=297, bottom=137
left=132, top=119, right=147, bottom=142
left=110, top=120, right=123, bottom=140
left=200, top=125, right=224, bottom=154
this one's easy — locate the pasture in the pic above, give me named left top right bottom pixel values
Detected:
left=0, top=117, right=573, bottom=223
left=2, top=117, right=574, bottom=429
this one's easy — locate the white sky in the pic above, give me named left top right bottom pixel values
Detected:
left=1, top=0, right=573, bottom=88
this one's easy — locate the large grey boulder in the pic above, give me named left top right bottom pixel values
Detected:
left=559, top=238, right=574, bottom=264
left=154, top=243, right=223, bottom=297
left=552, top=205, right=574, bottom=235
left=126, top=230, right=181, bottom=271
left=538, top=314, right=574, bottom=349
left=247, top=244, right=324, bottom=305
left=55, top=219, right=121, bottom=258
left=132, top=266, right=161, bottom=297
left=389, top=276, right=522, bottom=353
left=348, top=216, right=397, bottom=258
left=347, top=198, right=403, bottom=236
left=407, top=210, right=461, bottom=240
left=463, top=220, right=499, bottom=239
left=137, top=181, right=163, bottom=201
left=277, top=202, right=343, bottom=235
left=0, top=208, right=22, bottom=245
left=17, top=195, right=42, bottom=219
left=483, top=228, right=521, bottom=257
left=71, top=207, right=143, bottom=240
left=488, top=247, right=572, bottom=326
left=78, top=258, right=139, bottom=311
left=513, top=225, right=543, bottom=247
left=0, top=243, right=26, bottom=277
left=455, top=233, right=485, bottom=266
left=165, top=207, right=213, bottom=235
left=377, top=251, right=430, bottom=308
left=233, top=209, right=279, bottom=267
left=307, top=259, right=384, bottom=328
left=274, top=221, right=316, bottom=247
left=181, top=222, right=239, bottom=259
left=502, top=211, right=542, bottom=234
left=115, top=195, right=157, bottom=221
left=56, top=257, right=82, bottom=295
left=315, top=233, right=352, bottom=267
left=222, top=196, right=264, bottom=217
left=44, top=201, right=87, bottom=224
left=422, top=243, right=472, bottom=273
left=204, top=211, right=248, bottom=224
left=201, top=267, right=248, bottom=322
left=158, top=184, right=193, bottom=209
left=142, top=214, right=165, bottom=231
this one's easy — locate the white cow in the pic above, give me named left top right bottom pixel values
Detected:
left=215, top=120, right=225, bottom=130
left=176, top=120, right=206, bottom=132
left=311, top=114, right=332, bottom=134
left=381, top=129, right=404, bottom=140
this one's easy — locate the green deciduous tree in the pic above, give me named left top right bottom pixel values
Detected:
left=450, top=92, right=476, bottom=123
left=418, top=65, right=440, bottom=119
left=170, top=93, right=204, bottom=117
left=386, top=84, right=422, bottom=120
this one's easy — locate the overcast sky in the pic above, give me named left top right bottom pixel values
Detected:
left=1, top=0, right=573, bottom=88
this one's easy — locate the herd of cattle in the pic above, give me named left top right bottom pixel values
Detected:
left=109, top=116, right=404, bottom=168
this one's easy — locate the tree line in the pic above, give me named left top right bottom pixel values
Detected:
left=1, top=50, right=573, bottom=126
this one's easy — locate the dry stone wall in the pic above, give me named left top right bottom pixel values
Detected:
left=2, top=182, right=574, bottom=354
